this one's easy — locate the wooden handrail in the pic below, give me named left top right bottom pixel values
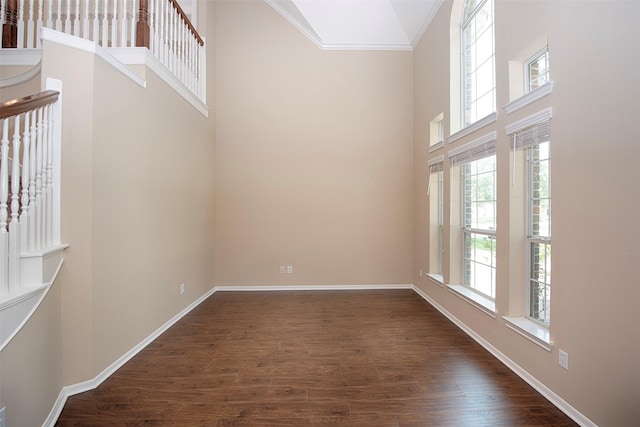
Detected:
left=168, top=0, right=204, bottom=46
left=0, top=90, right=60, bottom=120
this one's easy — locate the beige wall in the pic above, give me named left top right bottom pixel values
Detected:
left=414, top=1, right=640, bottom=425
left=214, top=0, right=414, bottom=286
left=0, top=8, right=217, bottom=422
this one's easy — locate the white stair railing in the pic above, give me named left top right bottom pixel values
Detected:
left=0, top=0, right=205, bottom=102
left=0, top=80, right=62, bottom=296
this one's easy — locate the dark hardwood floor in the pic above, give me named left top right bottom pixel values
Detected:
left=56, top=290, right=578, bottom=426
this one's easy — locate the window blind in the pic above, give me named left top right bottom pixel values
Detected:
left=509, top=119, right=551, bottom=151
left=448, top=131, right=497, bottom=167
left=427, top=155, right=444, bottom=196
left=428, top=155, right=444, bottom=174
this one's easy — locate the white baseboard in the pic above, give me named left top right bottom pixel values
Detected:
left=42, top=285, right=218, bottom=426
left=43, top=283, right=594, bottom=427
left=410, top=285, right=596, bottom=427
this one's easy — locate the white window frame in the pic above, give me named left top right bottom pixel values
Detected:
left=461, top=156, right=497, bottom=300
left=526, top=48, right=550, bottom=93
left=506, top=109, right=553, bottom=328
left=525, top=142, right=551, bottom=326
left=461, top=0, right=496, bottom=127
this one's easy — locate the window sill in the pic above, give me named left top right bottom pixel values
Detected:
left=426, top=273, right=444, bottom=287
left=446, top=284, right=496, bottom=318
left=448, top=112, right=498, bottom=144
left=503, top=81, right=554, bottom=114
left=503, top=316, right=552, bottom=351
left=428, top=141, right=444, bottom=153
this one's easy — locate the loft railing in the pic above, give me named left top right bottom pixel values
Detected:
left=0, top=84, right=62, bottom=296
left=0, top=0, right=205, bottom=101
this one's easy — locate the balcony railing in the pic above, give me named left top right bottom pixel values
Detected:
left=1, top=0, right=205, bottom=101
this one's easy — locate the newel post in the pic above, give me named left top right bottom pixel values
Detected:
left=2, top=0, right=18, bottom=48
left=136, top=0, right=151, bottom=49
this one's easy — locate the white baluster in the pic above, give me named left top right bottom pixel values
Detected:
left=101, top=0, right=108, bottom=46
left=74, top=0, right=80, bottom=36
left=16, top=0, right=24, bottom=48
left=34, top=106, right=44, bottom=250
left=0, top=120, right=9, bottom=235
left=36, top=0, right=44, bottom=47
left=27, top=0, right=35, bottom=48
left=121, top=0, right=127, bottom=47
left=8, top=115, right=21, bottom=290
left=0, top=119, right=8, bottom=294
left=46, top=0, right=53, bottom=29
left=110, top=0, right=117, bottom=46
left=128, top=0, right=134, bottom=46
left=20, top=111, right=31, bottom=250
left=55, top=0, right=62, bottom=30
left=9, top=115, right=20, bottom=228
left=83, top=0, right=89, bottom=39
left=0, top=0, right=6, bottom=28
left=92, top=0, right=99, bottom=43
left=28, top=109, right=36, bottom=251
left=65, top=0, right=71, bottom=33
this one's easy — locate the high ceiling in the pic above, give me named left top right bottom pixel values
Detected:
left=265, top=0, right=444, bottom=51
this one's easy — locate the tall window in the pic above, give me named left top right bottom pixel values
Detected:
left=527, top=141, right=551, bottom=324
left=527, top=48, right=550, bottom=92
left=509, top=115, right=552, bottom=325
left=461, top=0, right=495, bottom=126
left=428, top=156, right=445, bottom=277
left=438, top=171, right=444, bottom=274
left=462, top=156, right=497, bottom=298
left=449, top=134, right=497, bottom=299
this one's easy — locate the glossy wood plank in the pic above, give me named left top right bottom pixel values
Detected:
left=56, top=290, right=577, bottom=426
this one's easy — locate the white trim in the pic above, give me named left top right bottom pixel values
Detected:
left=428, top=141, right=444, bottom=153
left=448, top=112, right=497, bottom=144
left=264, top=0, right=323, bottom=50
left=410, top=285, right=597, bottom=427
left=503, top=81, right=554, bottom=114
left=107, top=48, right=207, bottom=117
left=503, top=316, right=552, bottom=351
left=410, top=0, right=445, bottom=49
left=426, top=273, right=444, bottom=287
left=0, top=249, right=66, bottom=352
left=39, top=29, right=208, bottom=117
left=214, top=284, right=413, bottom=292
left=319, top=41, right=413, bottom=52
left=0, top=61, right=41, bottom=88
left=40, top=28, right=145, bottom=89
left=505, top=107, right=553, bottom=135
left=446, top=283, right=496, bottom=317
left=447, top=131, right=497, bottom=158
left=43, top=285, right=219, bottom=426
left=0, top=49, right=42, bottom=66
left=427, top=154, right=445, bottom=166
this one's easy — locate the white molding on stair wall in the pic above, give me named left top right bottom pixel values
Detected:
left=40, top=28, right=146, bottom=89
left=43, top=284, right=595, bottom=427
left=12, top=29, right=207, bottom=117
left=0, top=60, right=41, bottom=88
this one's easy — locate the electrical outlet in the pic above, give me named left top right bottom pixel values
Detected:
left=287, top=266, right=293, bottom=274
left=0, top=406, right=6, bottom=427
left=179, top=283, right=185, bottom=295
left=280, top=266, right=285, bottom=274
left=558, top=349, right=569, bottom=370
